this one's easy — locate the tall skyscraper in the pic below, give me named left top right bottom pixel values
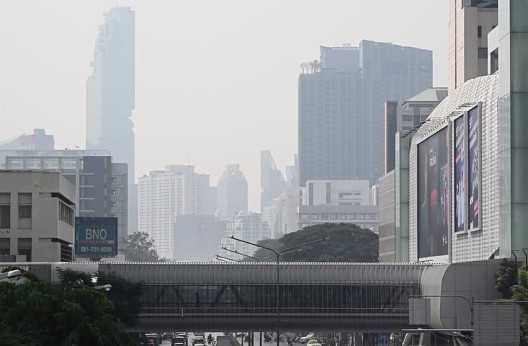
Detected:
left=298, top=42, right=432, bottom=187
left=216, top=164, right=248, bottom=221
left=86, top=7, right=136, bottom=233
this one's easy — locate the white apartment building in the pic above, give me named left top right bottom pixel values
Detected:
left=0, top=171, right=76, bottom=262
left=138, top=165, right=209, bottom=259
left=220, top=211, right=270, bottom=260
left=261, top=188, right=300, bottom=239
left=299, top=180, right=378, bottom=231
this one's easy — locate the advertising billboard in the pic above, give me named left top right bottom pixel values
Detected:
left=75, top=217, right=118, bottom=258
left=417, top=127, right=449, bottom=258
left=454, top=115, right=465, bottom=232
left=468, top=106, right=481, bottom=230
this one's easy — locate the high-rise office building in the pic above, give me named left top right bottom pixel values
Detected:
left=216, top=164, right=248, bottom=221
left=86, top=7, right=136, bottom=233
left=138, top=165, right=210, bottom=259
left=298, top=42, right=432, bottom=187
left=448, top=0, right=498, bottom=93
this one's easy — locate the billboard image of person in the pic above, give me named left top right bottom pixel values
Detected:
left=454, top=116, right=465, bottom=232
left=468, top=106, right=480, bottom=230
left=417, top=127, right=449, bottom=258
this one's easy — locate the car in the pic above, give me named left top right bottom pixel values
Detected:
left=300, top=333, right=316, bottom=343
left=306, top=340, right=321, bottom=346
left=145, top=333, right=161, bottom=346
left=193, top=336, right=206, bottom=346
left=172, top=335, right=188, bottom=346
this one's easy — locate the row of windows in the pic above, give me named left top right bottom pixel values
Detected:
left=0, top=238, right=32, bottom=261
left=300, top=213, right=378, bottom=221
left=0, top=193, right=32, bottom=229
left=0, top=193, right=74, bottom=228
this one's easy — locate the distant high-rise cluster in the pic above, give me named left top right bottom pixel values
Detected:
left=86, top=7, right=137, bottom=233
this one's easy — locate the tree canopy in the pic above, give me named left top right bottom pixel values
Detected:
left=248, top=223, right=379, bottom=262
left=57, top=268, right=143, bottom=326
left=0, top=268, right=134, bottom=345
left=119, top=231, right=162, bottom=261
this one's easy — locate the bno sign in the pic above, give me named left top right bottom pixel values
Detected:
left=75, top=217, right=118, bottom=258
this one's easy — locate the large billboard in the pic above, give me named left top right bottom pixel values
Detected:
left=468, top=106, right=481, bottom=230
left=417, top=127, right=449, bottom=258
left=454, top=115, right=465, bottom=232
left=75, top=217, right=118, bottom=258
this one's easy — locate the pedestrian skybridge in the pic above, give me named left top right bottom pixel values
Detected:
left=50, top=262, right=431, bottom=332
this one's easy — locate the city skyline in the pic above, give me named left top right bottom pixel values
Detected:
left=0, top=1, right=450, bottom=211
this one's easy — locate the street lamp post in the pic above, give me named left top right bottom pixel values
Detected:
left=230, top=235, right=327, bottom=346
left=0, top=269, right=22, bottom=280
left=221, top=247, right=261, bottom=262
left=94, top=284, right=112, bottom=292
left=216, top=254, right=240, bottom=262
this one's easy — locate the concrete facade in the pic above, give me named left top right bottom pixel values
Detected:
left=448, top=0, right=498, bottom=93
left=0, top=171, right=75, bottom=262
left=301, top=180, right=371, bottom=206
left=298, top=205, right=378, bottom=232
left=1, top=151, right=128, bottom=239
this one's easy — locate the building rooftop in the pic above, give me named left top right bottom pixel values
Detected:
left=403, top=87, right=448, bottom=105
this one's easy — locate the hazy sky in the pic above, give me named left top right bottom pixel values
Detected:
left=0, top=1, right=449, bottom=211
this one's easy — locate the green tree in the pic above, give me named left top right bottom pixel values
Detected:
left=512, top=267, right=528, bottom=345
left=120, top=231, right=162, bottom=261
left=495, top=258, right=518, bottom=299
left=249, top=223, right=379, bottom=262
left=0, top=268, right=134, bottom=345
left=96, top=271, right=143, bottom=326
left=57, top=268, right=143, bottom=326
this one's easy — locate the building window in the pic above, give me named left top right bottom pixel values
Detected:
left=0, top=193, right=10, bottom=229
left=59, top=202, right=74, bottom=226
left=18, top=238, right=32, bottom=262
left=18, top=193, right=32, bottom=229
left=18, top=206, right=32, bottom=218
left=0, top=238, right=9, bottom=255
left=477, top=25, right=482, bottom=38
left=0, top=206, right=10, bottom=229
